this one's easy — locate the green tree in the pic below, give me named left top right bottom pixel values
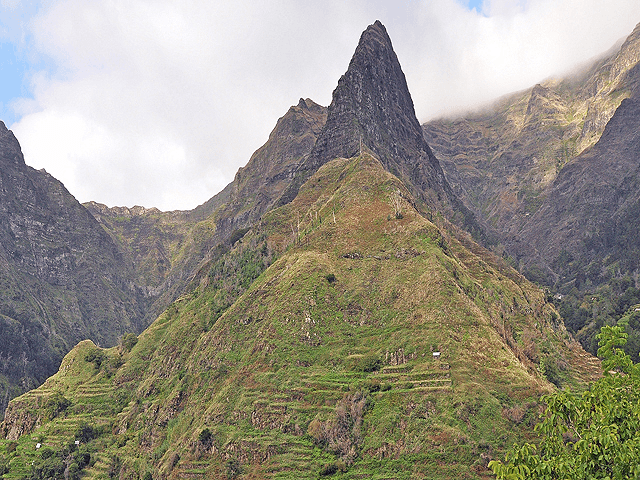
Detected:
left=489, top=324, right=640, bottom=479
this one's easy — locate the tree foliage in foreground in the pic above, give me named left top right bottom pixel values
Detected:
left=490, top=322, right=640, bottom=479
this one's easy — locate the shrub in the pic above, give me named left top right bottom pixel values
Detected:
left=168, top=452, right=180, bottom=470
left=75, top=422, right=101, bottom=443
left=325, top=273, right=336, bottom=283
left=43, top=392, right=71, bottom=420
left=319, top=463, right=339, bottom=476
left=198, top=428, right=212, bottom=446
left=120, top=333, right=138, bottom=353
left=502, top=405, right=526, bottom=424
left=355, top=354, right=382, bottom=373
left=76, top=451, right=91, bottom=468
left=363, top=380, right=380, bottom=393
left=108, top=354, right=124, bottom=373
left=67, top=462, right=80, bottom=480
left=107, top=454, right=121, bottom=478
left=539, top=357, right=562, bottom=387
left=226, top=458, right=242, bottom=479
left=84, top=348, right=107, bottom=369
left=307, top=392, right=368, bottom=465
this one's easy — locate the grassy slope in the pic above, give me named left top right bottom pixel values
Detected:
left=0, top=155, right=599, bottom=479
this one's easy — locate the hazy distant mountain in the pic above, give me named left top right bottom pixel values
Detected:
left=423, top=22, right=640, bottom=285
left=423, top=22, right=640, bottom=356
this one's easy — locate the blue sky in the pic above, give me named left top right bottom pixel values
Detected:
left=466, top=0, right=483, bottom=11
left=0, top=0, right=40, bottom=126
left=1, top=0, right=639, bottom=210
left=0, top=43, right=24, bottom=125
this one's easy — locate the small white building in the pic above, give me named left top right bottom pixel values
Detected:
left=433, top=352, right=441, bottom=359
left=36, top=443, right=41, bottom=449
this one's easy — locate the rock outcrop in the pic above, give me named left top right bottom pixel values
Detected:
left=214, top=98, right=327, bottom=238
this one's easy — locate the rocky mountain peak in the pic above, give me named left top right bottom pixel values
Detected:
left=309, top=20, right=426, bottom=168
left=296, top=20, right=476, bottom=231
left=0, top=121, right=25, bottom=167
left=612, top=21, right=640, bottom=76
left=297, top=97, right=325, bottom=115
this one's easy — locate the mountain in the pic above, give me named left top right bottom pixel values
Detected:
left=213, top=98, right=327, bottom=237
left=517, top=89, right=640, bottom=280
left=0, top=122, right=151, bottom=416
left=0, top=91, right=327, bottom=420
left=422, top=22, right=640, bottom=355
left=83, top=98, right=327, bottom=326
left=282, top=21, right=482, bottom=238
left=0, top=153, right=597, bottom=479
left=0, top=21, right=598, bottom=479
left=423, top=22, right=640, bottom=254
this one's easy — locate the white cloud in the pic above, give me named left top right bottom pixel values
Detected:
left=395, top=0, right=640, bottom=120
left=7, top=0, right=640, bottom=210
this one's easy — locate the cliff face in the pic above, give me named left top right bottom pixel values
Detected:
left=423, top=22, right=640, bottom=283
left=0, top=122, right=148, bottom=415
left=308, top=22, right=435, bottom=175
left=518, top=85, right=640, bottom=281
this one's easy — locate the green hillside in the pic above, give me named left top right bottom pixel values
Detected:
left=0, top=154, right=598, bottom=479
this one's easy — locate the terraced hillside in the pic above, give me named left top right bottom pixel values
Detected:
left=0, top=154, right=598, bottom=479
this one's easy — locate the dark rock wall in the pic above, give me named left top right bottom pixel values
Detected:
left=0, top=122, right=147, bottom=415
